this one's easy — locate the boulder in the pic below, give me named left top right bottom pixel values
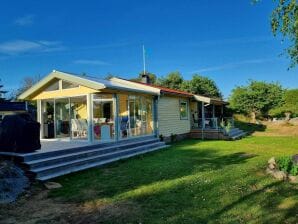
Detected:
left=288, top=175, right=298, bottom=184
left=268, top=157, right=276, bottom=165
left=266, top=167, right=274, bottom=174
left=44, top=182, right=62, bottom=190
left=0, top=160, right=29, bottom=204
left=268, top=163, right=276, bottom=170
left=272, top=170, right=287, bottom=180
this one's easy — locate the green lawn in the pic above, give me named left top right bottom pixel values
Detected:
left=50, top=136, right=298, bottom=224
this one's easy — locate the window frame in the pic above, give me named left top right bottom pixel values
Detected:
left=179, top=99, right=189, bottom=120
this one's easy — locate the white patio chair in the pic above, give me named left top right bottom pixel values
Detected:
left=78, top=119, right=88, bottom=137
left=71, top=119, right=81, bottom=138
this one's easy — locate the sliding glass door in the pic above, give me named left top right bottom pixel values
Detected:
left=41, top=96, right=88, bottom=140
left=92, top=94, right=115, bottom=142
left=119, top=94, right=154, bottom=139
left=55, top=98, right=70, bottom=138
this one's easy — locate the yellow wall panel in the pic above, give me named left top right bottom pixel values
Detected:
left=33, top=85, right=99, bottom=100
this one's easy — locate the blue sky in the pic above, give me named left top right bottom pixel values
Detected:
left=0, top=0, right=297, bottom=98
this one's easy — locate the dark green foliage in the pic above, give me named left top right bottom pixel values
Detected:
left=181, top=74, right=222, bottom=98
left=277, top=156, right=293, bottom=173
left=269, top=89, right=298, bottom=118
left=290, top=164, right=298, bottom=176
left=157, top=72, right=222, bottom=98
left=254, top=0, right=298, bottom=67
left=229, top=80, right=284, bottom=121
left=157, top=72, right=183, bottom=90
left=277, top=155, right=298, bottom=175
left=271, top=0, right=298, bottom=68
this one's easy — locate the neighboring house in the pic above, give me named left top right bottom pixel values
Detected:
left=18, top=70, right=241, bottom=143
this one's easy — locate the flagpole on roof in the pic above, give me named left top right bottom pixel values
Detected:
left=142, top=44, right=146, bottom=75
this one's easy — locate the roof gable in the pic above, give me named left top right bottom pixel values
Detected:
left=18, top=70, right=160, bottom=100
left=18, top=70, right=106, bottom=100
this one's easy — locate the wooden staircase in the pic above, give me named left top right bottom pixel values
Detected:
left=190, top=128, right=246, bottom=140
left=3, top=136, right=168, bottom=181
left=226, top=128, right=247, bottom=140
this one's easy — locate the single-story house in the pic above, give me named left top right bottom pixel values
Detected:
left=0, top=70, right=247, bottom=181
left=18, top=70, right=233, bottom=143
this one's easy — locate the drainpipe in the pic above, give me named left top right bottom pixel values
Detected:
left=201, top=101, right=205, bottom=140
left=153, top=95, right=159, bottom=138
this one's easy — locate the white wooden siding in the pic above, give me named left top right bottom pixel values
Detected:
left=158, top=96, right=191, bottom=137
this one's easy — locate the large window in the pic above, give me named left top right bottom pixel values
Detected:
left=180, top=100, right=189, bottom=120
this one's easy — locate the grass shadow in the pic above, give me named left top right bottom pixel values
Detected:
left=50, top=140, right=256, bottom=202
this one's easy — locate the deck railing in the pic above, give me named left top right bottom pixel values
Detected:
left=192, top=117, right=234, bottom=130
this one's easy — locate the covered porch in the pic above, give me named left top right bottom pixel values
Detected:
left=190, top=95, right=233, bottom=130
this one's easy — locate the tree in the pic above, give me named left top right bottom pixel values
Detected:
left=229, top=80, right=284, bottom=122
left=254, top=0, right=298, bottom=67
left=130, top=72, right=157, bottom=84
left=269, top=89, right=298, bottom=119
left=0, top=79, right=8, bottom=102
left=157, top=72, right=183, bottom=89
left=13, top=76, right=39, bottom=100
left=181, top=74, right=222, bottom=98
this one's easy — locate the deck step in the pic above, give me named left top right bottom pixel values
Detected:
left=228, top=129, right=247, bottom=140
left=23, top=135, right=157, bottom=162
left=16, top=136, right=167, bottom=181
left=36, top=144, right=169, bottom=181
left=26, top=138, right=159, bottom=169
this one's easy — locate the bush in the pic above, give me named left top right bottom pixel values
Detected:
left=277, top=156, right=298, bottom=175
left=277, top=156, right=293, bottom=173
left=290, top=164, right=298, bottom=176
left=159, top=134, right=164, bottom=142
left=170, top=133, right=177, bottom=143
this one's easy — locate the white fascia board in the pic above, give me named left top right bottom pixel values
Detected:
left=110, top=77, right=161, bottom=95
left=194, top=95, right=211, bottom=104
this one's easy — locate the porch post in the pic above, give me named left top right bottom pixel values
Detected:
left=37, top=99, right=43, bottom=139
left=153, top=96, right=159, bottom=137
left=201, top=101, right=205, bottom=129
left=87, top=93, right=93, bottom=143
left=221, top=105, right=224, bottom=115
left=212, top=104, right=215, bottom=118
left=113, top=93, right=119, bottom=142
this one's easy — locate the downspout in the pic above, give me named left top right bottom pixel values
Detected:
left=153, top=94, right=160, bottom=138
left=201, top=101, right=205, bottom=140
